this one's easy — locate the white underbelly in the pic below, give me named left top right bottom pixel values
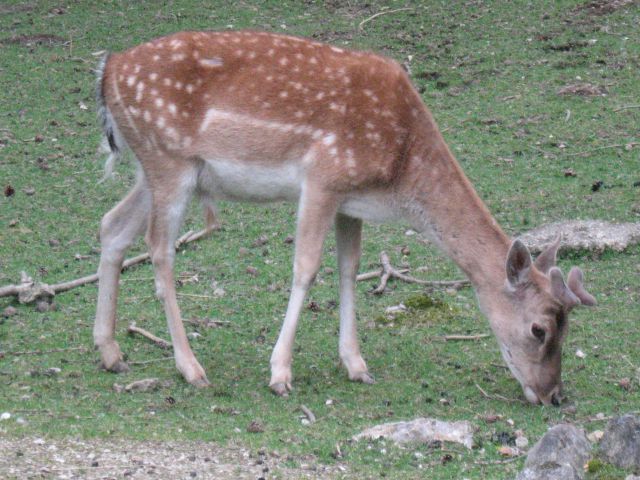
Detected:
left=339, top=194, right=399, bottom=223
left=200, top=158, right=303, bottom=202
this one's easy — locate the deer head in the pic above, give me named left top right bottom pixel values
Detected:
left=478, top=237, right=596, bottom=405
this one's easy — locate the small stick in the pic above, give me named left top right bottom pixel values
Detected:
left=440, top=334, right=490, bottom=341
left=300, top=404, right=316, bottom=423
left=129, top=357, right=173, bottom=366
left=358, top=7, right=413, bottom=31
left=613, top=104, right=640, bottom=112
left=7, top=346, right=88, bottom=356
left=475, top=383, right=526, bottom=404
left=127, top=324, right=171, bottom=349
left=563, top=142, right=639, bottom=157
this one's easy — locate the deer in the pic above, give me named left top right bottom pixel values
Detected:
left=94, top=30, right=596, bottom=406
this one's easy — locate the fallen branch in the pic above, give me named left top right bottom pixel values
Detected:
left=0, top=228, right=211, bottom=304
left=358, top=7, right=413, bottom=31
left=127, top=323, right=171, bottom=349
left=356, top=251, right=470, bottom=294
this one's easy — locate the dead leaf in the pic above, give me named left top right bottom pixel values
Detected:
left=4, top=185, right=15, bottom=197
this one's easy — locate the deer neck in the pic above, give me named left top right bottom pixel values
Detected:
left=399, top=127, right=510, bottom=291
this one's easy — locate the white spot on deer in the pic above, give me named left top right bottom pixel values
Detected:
left=312, top=129, right=324, bottom=140
left=267, top=48, right=275, bottom=57
left=165, top=127, right=180, bottom=143
left=343, top=76, right=351, bottom=85
left=279, top=57, right=289, bottom=66
left=279, top=91, right=289, bottom=98
left=309, top=57, right=318, bottom=65
left=135, top=82, right=145, bottom=102
left=128, top=106, right=140, bottom=117
left=235, top=49, right=243, bottom=58
left=149, top=73, right=158, bottom=82
left=365, top=121, right=375, bottom=130
left=247, top=51, right=257, bottom=60
left=175, top=81, right=183, bottom=90
left=170, top=39, right=184, bottom=50
left=126, top=75, right=137, bottom=87
left=232, top=37, right=241, bottom=44
left=322, top=133, right=336, bottom=146
left=182, top=136, right=192, bottom=148
left=155, top=97, right=164, bottom=108
left=199, top=57, right=223, bottom=68
left=295, top=53, right=304, bottom=60
left=186, top=84, right=195, bottom=94
left=262, top=102, right=271, bottom=109
left=134, top=64, right=141, bottom=74
left=294, top=111, right=305, bottom=119
left=330, top=46, right=344, bottom=53
left=156, top=116, right=165, bottom=128
left=152, top=54, right=160, bottom=62
left=315, top=92, right=325, bottom=101
left=171, top=53, right=186, bottom=62
left=144, top=110, right=151, bottom=123
left=329, top=147, right=338, bottom=157
left=163, top=78, right=172, bottom=87
left=182, top=111, right=190, bottom=118
left=168, top=103, right=177, bottom=116
left=150, top=88, right=159, bottom=96
left=118, top=74, right=124, bottom=82
left=192, top=50, right=201, bottom=59
left=122, top=64, right=129, bottom=71
left=266, top=75, right=274, bottom=82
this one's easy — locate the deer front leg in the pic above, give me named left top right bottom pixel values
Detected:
left=269, top=184, right=339, bottom=396
left=94, top=179, right=151, bottom=373
left=146, top=173, right=210, bottom=388
left=335, top=214, right=374, bottom=384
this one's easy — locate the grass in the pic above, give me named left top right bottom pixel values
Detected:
left=0, top=1, right=639, bottom=478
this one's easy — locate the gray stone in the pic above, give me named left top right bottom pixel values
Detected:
left=600, top=414, right=640, bottom=470
left=517, top=463, right=581, bottom=480
left=516, top=424, right=591, bottom=480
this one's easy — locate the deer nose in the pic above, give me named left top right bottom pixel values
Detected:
left=551, top=392, right=561, bottom=406
left=545, top=384, right=564, bottom=407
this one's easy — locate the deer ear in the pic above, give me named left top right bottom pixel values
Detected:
left=506, top=240, right=532, bottom=287
left=567, top=267, right=597, bottom=306
left=534, top=235, right=561, bottom=274
left=550, top=267, right=580, bottom=310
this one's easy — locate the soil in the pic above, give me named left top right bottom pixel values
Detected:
left=0, top=436, right=345, bottom=479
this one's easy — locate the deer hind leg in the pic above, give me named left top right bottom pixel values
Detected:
left=94, top=177, right=151, bottom=373
left=269, top=183, right=339, bottom=396
left=335, top=214, right=374, bottom=384
left=200, top=194, right=219, bottom=235
left=146, top=167, right=210, bottom=387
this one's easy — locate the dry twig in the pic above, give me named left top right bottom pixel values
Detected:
left=475, top=383, right=526, bottom=405
left=358, top=7, right=413, bottom=31
left=127, top=324, right=171, bottom=349
left=356, top=251, right=470, bottom=294
left=300, top=404, right=316, bottom=423
left=613, top=104, right=640, bottom=112
left=439, top=334, right=490, bottom=341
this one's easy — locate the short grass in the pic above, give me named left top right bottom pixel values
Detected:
left=1, top=1, right=639, bottom=478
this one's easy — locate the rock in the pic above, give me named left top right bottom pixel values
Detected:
left=625, top=475, right=640, bottom=480
left=599, top=414, right=640, bottom=470
left=352, top=417, right=475, bottom=449
left=517, top=220, right=640, bottom=254
left=517, top=463, right=582, bottom=480
left=516, top=424, right=591, bottom=480
left=124, top=378, right=160, bottom=393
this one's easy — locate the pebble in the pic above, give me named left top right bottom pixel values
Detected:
left=2, top=306, right=17, bottom=317
left=1, top=412, right=11, bottom=421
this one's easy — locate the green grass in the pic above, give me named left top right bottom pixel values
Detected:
left=1, top=1, right=639, bottom=478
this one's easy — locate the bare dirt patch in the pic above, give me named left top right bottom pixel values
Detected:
left=0, top=436, right=344, bottom=479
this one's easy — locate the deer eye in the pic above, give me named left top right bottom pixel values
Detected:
left=531, top=323, right=546, bottom=343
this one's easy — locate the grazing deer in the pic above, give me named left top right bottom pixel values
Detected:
left=94, top=30, right=596, bottom=405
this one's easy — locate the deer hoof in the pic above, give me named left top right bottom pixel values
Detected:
left=270, top=382, right=292, bottom=397
left=103, top=360, right=130, bottom=374
left=189, top=376, right=211, bottom=388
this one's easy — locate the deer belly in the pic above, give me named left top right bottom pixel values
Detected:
left=200, top=158, right=303, bottom=202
